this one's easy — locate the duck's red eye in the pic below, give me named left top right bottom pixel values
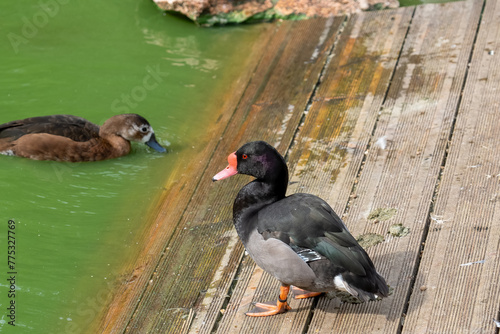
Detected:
left=242, top=154, right=248, bottom=159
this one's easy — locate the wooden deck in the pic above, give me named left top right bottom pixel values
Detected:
left=98, top=0, right=500, bottom=333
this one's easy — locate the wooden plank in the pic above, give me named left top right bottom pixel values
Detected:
left=306, top=1, right=484, bottom=333
left=96, top=24, right=276, bottom=333
left=123, top=17, right=344, bottom=333
left=213, top=7, right=415, bottom=334
left=403, top=0, right=500, bottom=332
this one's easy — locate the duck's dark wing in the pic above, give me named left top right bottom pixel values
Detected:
left=0, top=115, right=100, bottom=142
left=256, top=193, right=373, bottom=277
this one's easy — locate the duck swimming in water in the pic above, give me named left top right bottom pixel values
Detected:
left=0, top=114, right=166, bottom=162
left=213, top=141, right=389, bottom=317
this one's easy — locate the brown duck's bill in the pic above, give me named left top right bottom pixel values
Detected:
left=145, top=133, right=167, bottom=153
left=213, top=152, right=237, bottom=181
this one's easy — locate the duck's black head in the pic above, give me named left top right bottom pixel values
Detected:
left=213, top=141, right=288, bottom=186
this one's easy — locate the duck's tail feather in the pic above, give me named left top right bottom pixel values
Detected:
left=338, top=271, right=389, bottom=302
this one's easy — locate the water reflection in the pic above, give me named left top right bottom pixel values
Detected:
left=143, top=31, right=220, bottom=72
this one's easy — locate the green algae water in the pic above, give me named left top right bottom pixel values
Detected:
left=398, top=0, right=459, bottom=6
left=0, top=1, right=265, bottom=332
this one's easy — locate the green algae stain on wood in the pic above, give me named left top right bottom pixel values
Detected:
left=357, top=232, right=385, bottom=248
left=388, top=223, right=410, bottom=237
left=367, top=207, right=397, bottom=221
left=198, top=9, right=308, bottom=26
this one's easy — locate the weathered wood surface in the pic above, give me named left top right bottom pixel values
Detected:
left=404, top=0, right=500, bottom=332
left=97, top=0, right=500, bottom=333
left=213, top=7, right=415, bottom=334
left=306, top=1, right=484, bottom=333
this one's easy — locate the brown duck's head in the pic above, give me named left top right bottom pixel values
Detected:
left=100, top=114, right=167, bottom=153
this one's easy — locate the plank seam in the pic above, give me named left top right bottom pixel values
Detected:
left=284, top=16, right=348, bottom=163
left=344, top=6, right=416, bottom=220
left=283, top=17, right=348, bottom=332
left=209, top=251, right=247, bottom=334
left=396, top=1, right=487, bottom=333
left=379, top=7, right=416, bottom=106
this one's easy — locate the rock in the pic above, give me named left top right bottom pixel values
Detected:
left=153, top=0, right=399, bottom=26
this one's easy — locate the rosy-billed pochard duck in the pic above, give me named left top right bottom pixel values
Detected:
left=0, top=114, right=166, bottom=162
left=213, top=141, right=389, bottom=316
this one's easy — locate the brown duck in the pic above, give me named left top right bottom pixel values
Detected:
left=0, top=114, right=166, bottom=162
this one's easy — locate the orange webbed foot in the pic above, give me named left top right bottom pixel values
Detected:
left=292, top=286, right=323, bottom=299
left=246, top=284, right=291, bottom=317
left=246, top=300, right=291, bottom=317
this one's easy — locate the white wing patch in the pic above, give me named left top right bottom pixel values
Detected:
left=0, top=150, right=14, bottom=156
left=291, top=246, right=322, bottom=263
left=333, top=274, right=361, bottom=298
left=333, top=274, right=349, bottom=293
